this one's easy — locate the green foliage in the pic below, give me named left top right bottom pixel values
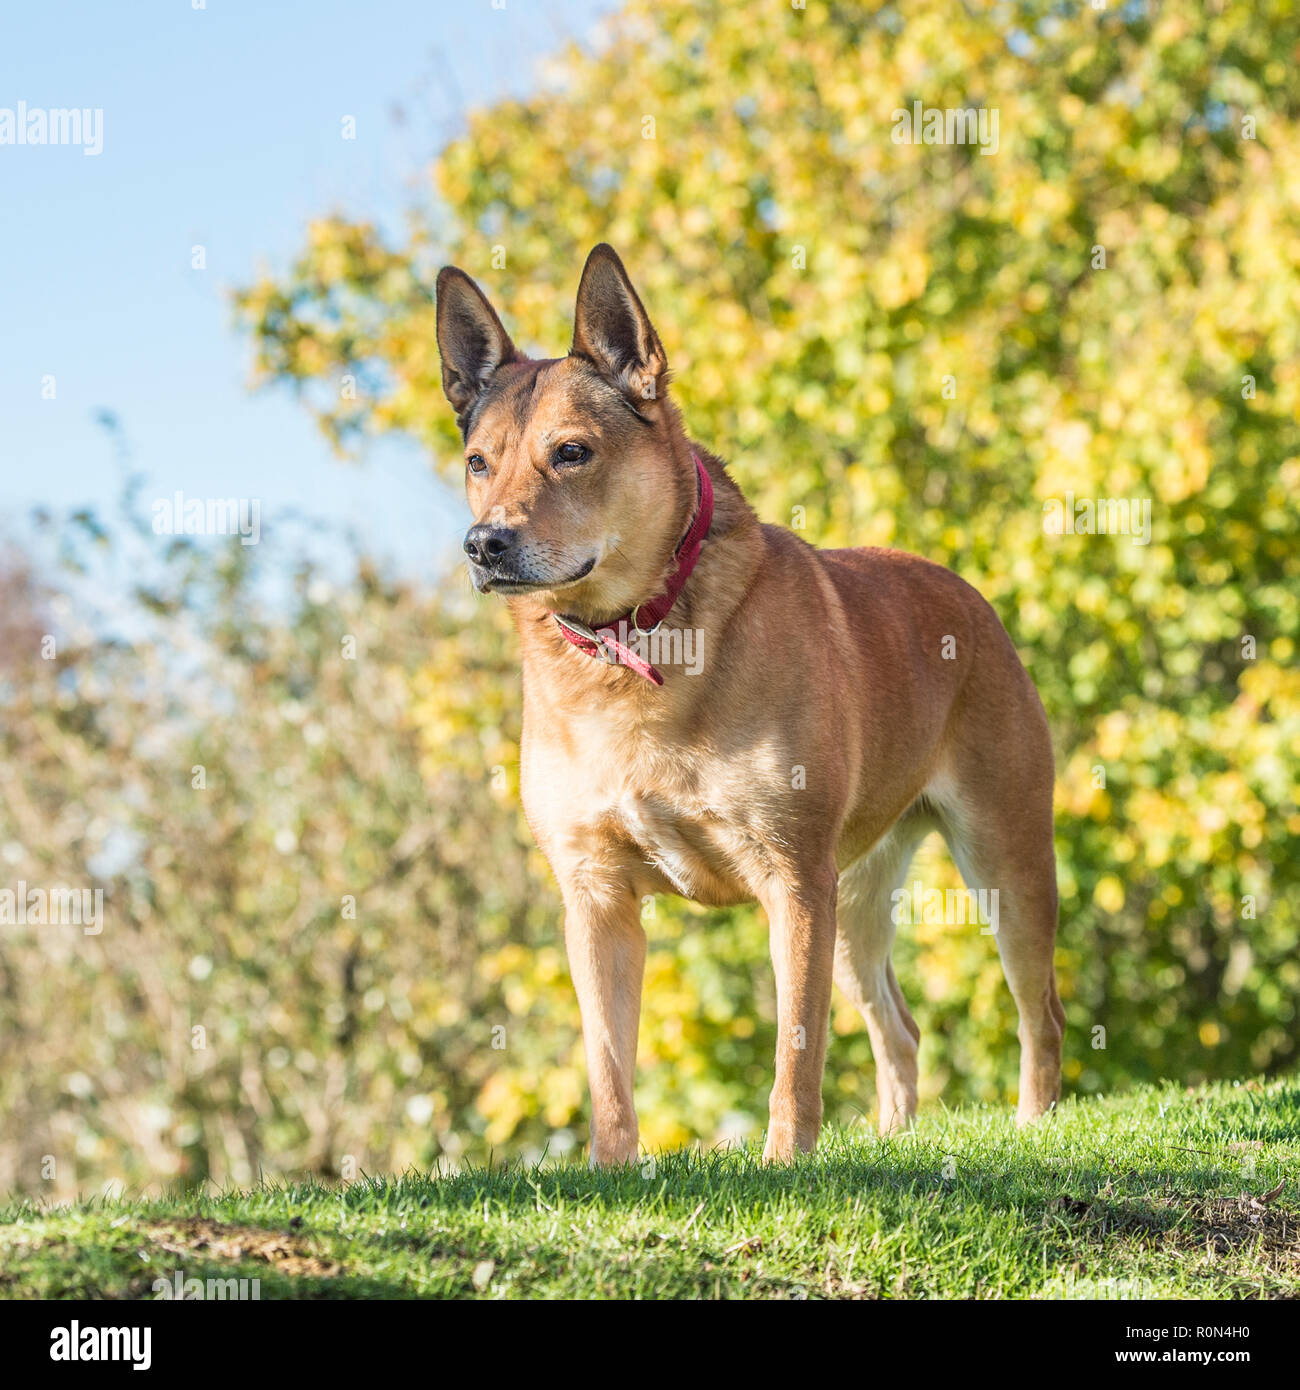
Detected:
left=232, top=0, right=1300, bottom=1152
left=0, top=503, right=561, bottom=1193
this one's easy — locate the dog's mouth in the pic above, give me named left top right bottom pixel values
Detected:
left=477, top=556, right=596, bottom=595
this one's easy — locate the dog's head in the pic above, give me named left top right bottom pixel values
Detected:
left=436, top=245, right=694, bottom=619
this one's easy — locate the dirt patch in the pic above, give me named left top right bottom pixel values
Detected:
left=1053, top=1187, right=1299, bottom=1284
left=1165, top=1194, right=1297, bottom=1269
left=140, top=1218, right=342, bottom=1279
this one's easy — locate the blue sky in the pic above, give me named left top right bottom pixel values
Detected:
left=0, top=0, right=614, bottom=582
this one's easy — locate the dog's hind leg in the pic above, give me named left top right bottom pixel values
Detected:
left=927, top=716, right=1065, bottom=1125
left=833, top=807, right=937, bottom=1136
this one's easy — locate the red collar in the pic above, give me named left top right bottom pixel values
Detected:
left=553, top=453, right=714, bottom=686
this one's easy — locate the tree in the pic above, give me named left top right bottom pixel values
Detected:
left=233, top=0, right=1300, bottom=1147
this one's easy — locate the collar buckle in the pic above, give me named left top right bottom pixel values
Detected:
left=554, top=613, right=615, bottom=662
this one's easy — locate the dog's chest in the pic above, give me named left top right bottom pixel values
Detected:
left=529, top=711, right=787, bottom=906
left=613, top=785, right=755, bottom=903
left=520, top=692, right=789, bottom=906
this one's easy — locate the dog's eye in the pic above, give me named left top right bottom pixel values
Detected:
left=467, top=453, right=487, bottom=474
left=555, top=442, right=589, bottom=467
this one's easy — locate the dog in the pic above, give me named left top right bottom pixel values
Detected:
left=435, top=244, right=1064, bottom=1165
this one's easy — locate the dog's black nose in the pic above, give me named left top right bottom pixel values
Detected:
left=464, top=523, right=516, bottom=567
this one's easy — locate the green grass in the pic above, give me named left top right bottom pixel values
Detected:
left=3, top=1079, right=1297, bottom=1300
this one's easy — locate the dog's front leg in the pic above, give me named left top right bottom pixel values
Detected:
left=561, top=884, right=646, bottom=1168
left=760, top=867, right=838, bottom=1163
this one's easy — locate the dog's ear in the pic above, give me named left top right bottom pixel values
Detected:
left=571, top=244, right=667, bottom=409
left=436, top=267, right=519, bottom=433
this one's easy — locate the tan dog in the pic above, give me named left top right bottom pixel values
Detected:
left=436, top=245, right=1064, bottom=1165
